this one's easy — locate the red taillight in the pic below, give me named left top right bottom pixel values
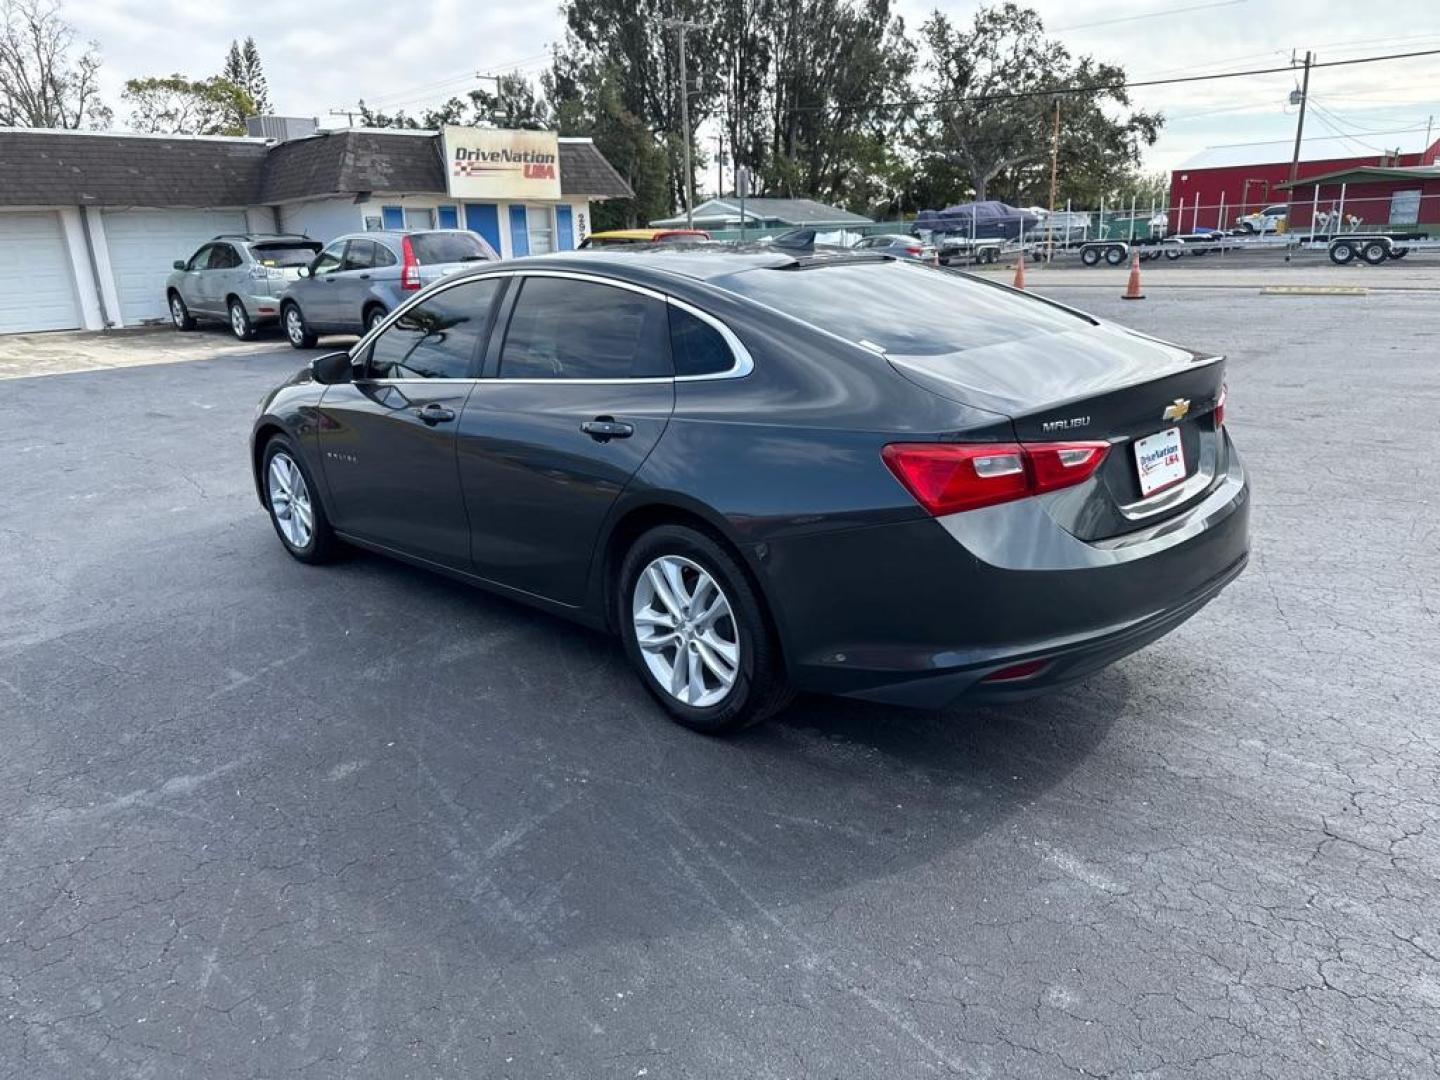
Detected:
left=1214, top=384, right=1227, bottom=427
left=905, top=246, right=923, bottom=256
left=881, top=440, right=1110, bottom=516
left=400, top=236, right=421, bottom=291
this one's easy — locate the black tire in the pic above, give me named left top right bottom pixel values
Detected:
left=617, top=525, right=793, bottom=734
left=1104, top=245, right=1126, bottom=266
left=1330, top=242, right=1355, bottom=266
left=1165, top=246, right=1185, bottom=260
left=364, top=305, right=388, bottom=333
left=1392, top=247, right=1410, bottom=259
left=260, top=435, right=341, bottom=564
left=282, top=302, right=318, bottom=349
left=228, top=298, right=255, bottom=340
left=1080, top=246, right=1101, bottom=266
left=169, top=292, right=196, bottom=332
left=1361, top=241, right=1389, bottom=265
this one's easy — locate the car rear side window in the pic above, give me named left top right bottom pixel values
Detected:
left=668, top=306, right=734, bottom=377
left=366, top=278, right=502, bottom=380
left=341, top=240, right=376, bottom=271
left=500, top=277, right=670, bottom=380
left=250, top=243, right=321, bottom=267
left=371, top=243, right=398, bottom=268
left=409, top=232, right=495, bottom=265
left=720, top=260, right=1087, bottom=357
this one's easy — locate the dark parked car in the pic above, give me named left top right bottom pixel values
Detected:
left=251, top=251, right=1249, bottom=733
left=279, top=229, right=498, bottom=348
left=850, top=233, right=937, bottom=261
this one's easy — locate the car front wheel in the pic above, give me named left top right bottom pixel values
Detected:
left=170, top=293, right=196, bottom=331
left=283, top=303, right=318, bottom=349
left=262, top=437, right=339, bottom=564
left=617, top=525, right=792, bottom=734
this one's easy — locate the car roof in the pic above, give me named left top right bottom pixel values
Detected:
left=211, top=233, right=314, bottom=244
left=588, top=228, right=709, bottom=240
left=453, top=247, right=892, bottom=287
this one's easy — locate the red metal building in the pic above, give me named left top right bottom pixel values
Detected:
left=1169, top=134, right=1440, bottom=232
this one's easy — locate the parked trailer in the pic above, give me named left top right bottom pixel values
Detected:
left=1325, top=232, right=1435, bottom=265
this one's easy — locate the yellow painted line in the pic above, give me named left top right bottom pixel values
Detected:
left=1260, top=285, right=1368, bottom=296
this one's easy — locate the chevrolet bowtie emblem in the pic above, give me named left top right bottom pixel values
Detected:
left=1162, top=398, right=1191, bottom=422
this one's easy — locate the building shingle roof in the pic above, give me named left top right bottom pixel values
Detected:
left=0, top=129, right=267, bottom=208
left=0, top=127, right=634, bottom=208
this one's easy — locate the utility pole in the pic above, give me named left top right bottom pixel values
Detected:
left=1283, top=51, right=1313, bottom=231
left=1047, top=95, right=1061, bottom=261
left=1425, top=114, right=1434, bottom=156
left=714, top=134, right=725, bottom=198
left=662, top=17, right=702, bottom=227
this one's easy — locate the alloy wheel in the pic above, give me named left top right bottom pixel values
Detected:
left=171, top=297, right=185, bottom=326
left=632, top=555, right=739, bottom=707
left=230, top=303, right=247, bottom=338
left=285, top=307, right=304, bottom=345
left=267, top=452, right=313, bottom=549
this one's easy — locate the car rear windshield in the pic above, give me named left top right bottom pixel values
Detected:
left=409, top=232, right=496, bottom=265
left=719, top=259, right=1089, bottom=356
left=250, top=242, right=322, bottom=267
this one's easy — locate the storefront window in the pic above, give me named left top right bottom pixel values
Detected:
left=406, top=207, right=436, bottom=230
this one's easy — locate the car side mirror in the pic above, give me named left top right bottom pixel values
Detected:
left=173, top=260, right=187, bottom=271
left=310, top=351, right=353, bottom=385
left=296, top=265, right=312, bottom=279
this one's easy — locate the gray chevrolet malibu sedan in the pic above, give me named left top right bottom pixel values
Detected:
left=278, top=229, right=498, bottom=348
left=167, top=234, right=322, bottom=339
left=250, top=250, right=1250, bottom=734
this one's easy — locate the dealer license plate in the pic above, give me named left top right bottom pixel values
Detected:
left=1133, top=427, right=1187, bottom=496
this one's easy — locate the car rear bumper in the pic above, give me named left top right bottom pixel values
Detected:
left=755, top=439, right=1250, bottom=710
left=243, top=293, right=286, bottom=323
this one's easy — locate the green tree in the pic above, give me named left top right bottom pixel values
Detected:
left=0, top=0, right=109, bottom=128
left=547, top=58, right=669, bottom=229
left=222, top=36, right=270, bottom=114
left=122, top=74, right=255, bottom=135
left=359, top=74, right=549, bottom=131
left=915, top=3, right=1160, bottom=206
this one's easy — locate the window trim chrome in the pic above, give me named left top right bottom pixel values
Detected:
left=348, top=266, right=754, bottom=386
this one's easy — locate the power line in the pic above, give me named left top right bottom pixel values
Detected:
left=792, top=46, right=1440, bottom=116
left=1051, top=0, right=1245, bottom=33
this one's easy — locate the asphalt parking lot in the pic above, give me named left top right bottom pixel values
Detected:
left=2, top=284, right=1438, bottom=1079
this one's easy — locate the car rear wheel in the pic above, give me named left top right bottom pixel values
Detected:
left=364, top=305, right=388, bottom=333
left=228, top=299, right=255, bottom=340
left=262, top=437, right=339, bottom=564
left=617, top=525, right=792, bottom=734
left=170, top=293, right=196, bottom=331
left=283, top=303, right=318, bottom=349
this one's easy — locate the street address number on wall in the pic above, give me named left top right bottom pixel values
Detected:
left=442, top=126, right=562, bottom=201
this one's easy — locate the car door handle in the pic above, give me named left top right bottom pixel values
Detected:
left=414, top=403, right=456, bottom=425
left=581, top=418, right=634, bottom=441
left=358, top=273, right=371, bottom=280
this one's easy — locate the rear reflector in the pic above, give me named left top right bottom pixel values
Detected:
left=882, top=440, right=1110, bottom=516
left=982, top=659, right=1049, bottom=682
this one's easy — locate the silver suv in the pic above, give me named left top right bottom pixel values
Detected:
left=167, top=235, right=323, bottom=339
left=278, top=229, right=498, bottom=349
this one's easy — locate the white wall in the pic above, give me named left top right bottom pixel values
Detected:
left=277, top=197, right=363, bottom=242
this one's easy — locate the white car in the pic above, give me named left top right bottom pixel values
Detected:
left=1236, top=204, right=1287, bottom=233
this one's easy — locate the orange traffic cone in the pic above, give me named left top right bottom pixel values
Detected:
left=1122, top=251, right=1145, bottom=300
left=1012, top=257, right=1026, bottom=290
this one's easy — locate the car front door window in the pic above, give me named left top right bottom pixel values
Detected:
left=364, top=278, right=503, bottom=380
left=311, top=243, right=345, bottom=277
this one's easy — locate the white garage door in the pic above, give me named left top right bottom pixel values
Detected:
left=103, top=209, right=248, bottom=324
left=0, top=211, right=82, bottom=333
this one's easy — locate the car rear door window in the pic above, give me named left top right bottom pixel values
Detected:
left=668, top=306, right=735, bottom=377
left=499, top=277, right=670, bottom=380
left=341, top=240, right=376, bottom=272
left=370, top=242, right=398, bottom=268
left=366, top=278, right=502, bottom=380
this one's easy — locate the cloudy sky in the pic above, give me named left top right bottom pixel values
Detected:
left=72, top=0, right=1440, bottom=175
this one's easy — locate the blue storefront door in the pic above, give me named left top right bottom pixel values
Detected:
left=555, top=205, right=574, bottom=251
left=464, top=204, right=502, bottom=255
left=508, top=205, right=530, bottom=257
